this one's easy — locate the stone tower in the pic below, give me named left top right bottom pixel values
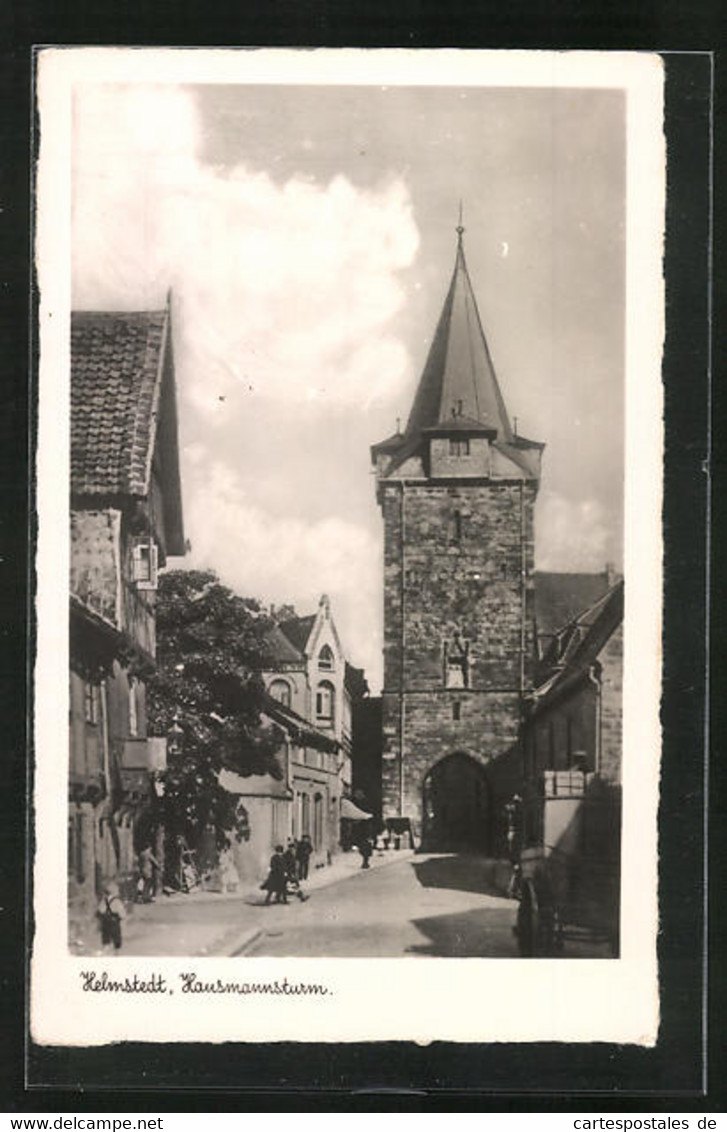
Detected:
left=371, top=227, right=544, bottom=851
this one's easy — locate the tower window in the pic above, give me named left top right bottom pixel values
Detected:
left=318, top=644, right=334, bottom=671
left=453, top=701, right=461, bottom=722
left=449, top=510, right=463, bottom=544
left=449, top=438, right=470, bottom=457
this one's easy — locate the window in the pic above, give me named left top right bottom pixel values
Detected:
left=449, top=438, right=470, bottom=457
left=316, top=681, right=335, bottom=723
left=132, top=540, right=159, bottom=591
left=269, top=679, right=292, bottom=708
left=313, top=793, right=324, bottom=851
left=449, top=510, right=463, bottom=544
left=318, top=644, right=334, bottom=671
left=452, top=701, right=461, bottom=722
left=84, top=681, right=99, bottom=724
left=128, top=680, right=138, bottom=737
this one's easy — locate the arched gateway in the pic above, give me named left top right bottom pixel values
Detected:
left=421, top=753, right=491, bottom=853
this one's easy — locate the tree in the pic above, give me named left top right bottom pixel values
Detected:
left=147, top=569, right=283, bottom=851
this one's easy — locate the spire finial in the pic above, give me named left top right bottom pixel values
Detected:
left=456, top=200, right=465, bottom=242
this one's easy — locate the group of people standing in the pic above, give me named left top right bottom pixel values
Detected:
left=261, top=835, right=313, bottom=905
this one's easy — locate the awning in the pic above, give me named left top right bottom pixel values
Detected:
left=340, top=797, right=372, bottom=821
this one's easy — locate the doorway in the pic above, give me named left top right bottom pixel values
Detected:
left=421, top=752, right=490, bottom=852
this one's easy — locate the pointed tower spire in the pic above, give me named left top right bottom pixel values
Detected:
left=403, top=227, right=514, bottom=444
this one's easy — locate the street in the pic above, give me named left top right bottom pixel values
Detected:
left=108, top=851, right=521, bottom=959
left=244, top=852, right=520, bottom=958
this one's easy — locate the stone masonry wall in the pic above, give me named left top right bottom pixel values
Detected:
left=381, top=478, right=538, bottom=835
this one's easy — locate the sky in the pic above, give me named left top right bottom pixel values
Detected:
left=72, top=80, right=625, bottom=691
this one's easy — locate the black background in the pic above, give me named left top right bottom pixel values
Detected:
left=0, top=2, right=722, bottom=1112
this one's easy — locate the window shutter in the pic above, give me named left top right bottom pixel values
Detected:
left=132, top=543, right=144, bottom=582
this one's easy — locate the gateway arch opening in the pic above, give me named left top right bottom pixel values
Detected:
left=421, top=752, right=490, bottom=853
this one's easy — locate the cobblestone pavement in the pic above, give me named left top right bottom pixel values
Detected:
left=244, top=851, right=521, bottom=958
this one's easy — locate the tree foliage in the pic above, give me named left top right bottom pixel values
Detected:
left=147, top=569, right=283, bottom=849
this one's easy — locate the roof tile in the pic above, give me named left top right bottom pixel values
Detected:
left=71, top=310, right=167, bottom=497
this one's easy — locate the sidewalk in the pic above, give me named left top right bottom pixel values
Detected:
left=92, top=847, right=416, bottom=958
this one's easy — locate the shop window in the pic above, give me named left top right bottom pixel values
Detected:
left=269, top=679, right=292, bottom=708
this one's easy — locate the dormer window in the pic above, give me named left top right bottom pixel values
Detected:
left=318, top=645, right=334, bottom=671
left=449, top=438, right=470, bottom=457
left=132, top=540, right=159, bottom=591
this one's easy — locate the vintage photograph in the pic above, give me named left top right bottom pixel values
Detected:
left=34, top=49, right=663, bottom=1046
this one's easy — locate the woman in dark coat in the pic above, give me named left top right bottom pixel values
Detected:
left=261, top=845, right=288, bottom=904
left=295, top=834, right=313, bottom=880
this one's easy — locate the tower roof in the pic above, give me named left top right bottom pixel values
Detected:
left=406, top=231, right=513, bottom=442
left=372, top=229, right=543, bottom=482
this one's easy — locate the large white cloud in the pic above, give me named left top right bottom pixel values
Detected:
left=71, top=84, right=419, bottom=690
left=181, top=456, right=382, bottom=683
left=72, top=84, right=419, bottom=415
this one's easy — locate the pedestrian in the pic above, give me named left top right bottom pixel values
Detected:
left=282, top=841, right=308, bottom=903
left=505, top=794, right=523, bottom=864
left=296, top=833, right=313, bottom=880
left=97, top=879, right=126, bottom=951
left=136, top=844, right=160, bottom=903
left=358, top=836, right=373, bottom=869
left=261, top=845, right=288, bottom=905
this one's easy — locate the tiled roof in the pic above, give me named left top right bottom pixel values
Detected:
left=374, top=232, right=542, bottom=479
left=532, top=580, right=624, bottom=705
left=261, top=623, right=305, bottom=665
left=71, top=310, right=168, bottom=497
left=278, top=614, right=316, bottom=655
left=533, top=570, right=614, bottom=639
left=344, top=661, right=369, bottom=699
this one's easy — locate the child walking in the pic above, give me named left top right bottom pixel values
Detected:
left=97, top=879, right=126, bottom=951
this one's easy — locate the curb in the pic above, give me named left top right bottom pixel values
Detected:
left=203, top=925, right=264, bottom=958
left=224, top=928, right=264, bottom=958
